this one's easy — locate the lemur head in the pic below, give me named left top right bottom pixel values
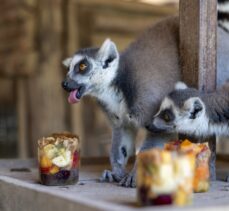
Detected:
left=62, top=39, right=119, bottom=103
left=146, top=82, right=206, bottom=135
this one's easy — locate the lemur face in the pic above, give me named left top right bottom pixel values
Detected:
left=147, top=97, right=177, bottom=133
left=146, top=82, right=206, bottom=135
left=62, top=39, right=119, bottom=104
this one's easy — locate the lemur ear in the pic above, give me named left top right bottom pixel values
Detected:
left=62, top=57, right=72, bottom=68
left=97, top=39, right=119, bottom=68
left=184, top=97, right=204, bottom=119
left=175, top=82, right=188, bottom=90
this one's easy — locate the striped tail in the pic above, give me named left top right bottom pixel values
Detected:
left=218, top=0, right=229, bottom=32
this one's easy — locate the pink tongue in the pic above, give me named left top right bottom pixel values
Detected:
left=68, top=90, right=80, bottom=104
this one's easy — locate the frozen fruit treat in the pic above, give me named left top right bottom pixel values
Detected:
left=38, top=132, right=80, bottom=186
left=137, top=149, right=195, bottom=206
left=165, top=139, right=211, bottom=192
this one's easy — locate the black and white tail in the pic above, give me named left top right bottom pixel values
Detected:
left=218, top=0, right=229, bottom=32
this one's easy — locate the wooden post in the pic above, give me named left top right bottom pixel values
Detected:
left=179, top=0, right=217, bottom=180
left=26, top=0, right=68, bottom=155
left=16, top=79, right=29, bottom=158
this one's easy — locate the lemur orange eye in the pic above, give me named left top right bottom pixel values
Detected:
left=79, top=63, right=87, bottom=71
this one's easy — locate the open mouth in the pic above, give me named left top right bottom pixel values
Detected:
left=68, top=86, right=85, bottom=104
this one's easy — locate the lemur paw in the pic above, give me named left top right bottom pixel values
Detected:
left=119, top=171, right=136, bottom=188
left=99, top=169, right=126, bottom=183
left=100, top=170, right=114, bottom=182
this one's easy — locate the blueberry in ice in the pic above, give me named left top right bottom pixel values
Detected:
left=55, top=170, right=70, bottom=180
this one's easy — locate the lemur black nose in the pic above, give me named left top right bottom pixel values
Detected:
left=62, top=80, right=69, bottom=90
left=145, top=123, right=162, bottom=133
left=145, top=124, right=151, bottom=131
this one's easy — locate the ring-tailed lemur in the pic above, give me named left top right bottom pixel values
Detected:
left=62, top=1, right=229, bottom=188
left=147, top=81, right=229, bottom=137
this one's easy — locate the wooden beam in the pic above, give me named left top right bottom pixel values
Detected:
left=0, top=0, right=38, bottom=77
left=179, top=0, right=217, bottom=180
left=180, top=0, right=217, bottom=91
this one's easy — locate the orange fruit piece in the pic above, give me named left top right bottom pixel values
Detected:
left=40, top=155, right=52, bottom=169
left=49, top=165, right=59, bottom=174
left=180, top=139, right=194, bottom=152
left=195, top=166, right=209, bottom=180
left=180, top=139, right=192, bottom=147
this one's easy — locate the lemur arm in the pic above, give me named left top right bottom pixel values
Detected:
left=100, top=126, right=136, bottom=182
left=119, top=131, right=178, bottom=187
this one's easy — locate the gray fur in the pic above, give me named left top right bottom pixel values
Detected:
left=75, top=47, right=99, bottom=59
left=168, top=83, right=229, bottom=125
left=168, top=88, right=200, bottom=108
left=63, top=13, right=229, bottom=187
left=218, top=0, right=229, bottom=32
left=202, top=83, right=229, bottom=124
left=115, top=17, right=180, bottom=125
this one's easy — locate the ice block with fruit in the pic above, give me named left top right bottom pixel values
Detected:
left=165, top=139, right=211, bottom=192
left=38, top=132, right=80, bottom=186
left=137, top=149, right=195, bottom=206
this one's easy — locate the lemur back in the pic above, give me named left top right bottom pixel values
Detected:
left=114, top=17, right=180, bottom=125
left=114, top=15, right=229, bottom=126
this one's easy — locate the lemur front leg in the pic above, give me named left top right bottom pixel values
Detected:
left=100, top=126, right=137, bottom=183
left=119, top=131, right=178, bottom=187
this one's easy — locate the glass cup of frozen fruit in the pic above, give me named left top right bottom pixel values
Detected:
left=165, top=139, right=211, bottom=192
left=137, top=149, right=195, bottom=206
left=38, top=132, right=80, bottom=186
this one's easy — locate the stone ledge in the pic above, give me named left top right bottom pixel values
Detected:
left=0, top=159, right=229, bottom=211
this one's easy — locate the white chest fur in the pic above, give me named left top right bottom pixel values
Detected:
left=102, top=89, right=127, bottom=118
left=93, top=86, right=130, bottom=125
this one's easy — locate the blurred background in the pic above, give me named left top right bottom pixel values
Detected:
left=0, top=0, right=226, bottom=159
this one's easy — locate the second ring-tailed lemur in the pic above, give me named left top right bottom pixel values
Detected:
left=147, top=81, right=229, bottom=137
left=62, top=1, right=229, bottom=187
